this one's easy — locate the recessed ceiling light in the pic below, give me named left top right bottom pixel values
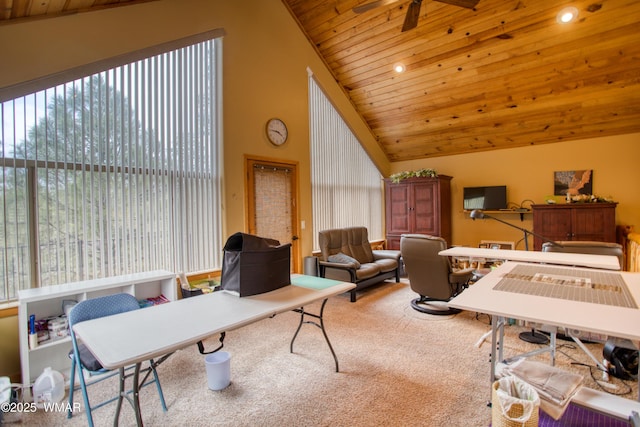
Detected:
left=557, top=6, right=578, bottom=23
left=393, top=63, right=406, bottom=73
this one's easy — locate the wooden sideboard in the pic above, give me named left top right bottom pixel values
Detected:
left=384, top=176, right=452, bottom=250
left=531, top=203, right=617, bottom=251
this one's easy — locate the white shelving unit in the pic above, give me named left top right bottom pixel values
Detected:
left=18, top=270, right=176, bottom=390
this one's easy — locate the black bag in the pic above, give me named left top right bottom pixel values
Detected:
left=220, top=232, right=291, bottom=297
left=604, top=341, right=638, bottom=380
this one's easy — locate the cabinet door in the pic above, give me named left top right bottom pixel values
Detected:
left=386, top=183, right=411, bottom=235
left=412, top=181, right=439, bottom=235
left=572, top=206, right=616, bottom=242
left=533, top=207, right=572, bottom=250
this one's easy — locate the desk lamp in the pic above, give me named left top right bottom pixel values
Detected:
left=469, top=209, right=562, bottom=251
left=470, top=209, right=563, bottom=344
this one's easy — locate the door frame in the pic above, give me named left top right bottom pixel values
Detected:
left=245, top=155, right=301, bottom=273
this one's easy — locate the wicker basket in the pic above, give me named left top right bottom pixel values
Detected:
left=491, top=378, right=539, bottom=427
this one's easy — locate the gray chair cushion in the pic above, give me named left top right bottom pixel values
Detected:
left=374, top=258, right=398, bottom=273
left=354, top=263, right=381, bottom=280
left=328, top=253, right=361, bottom=268
left=345, top=227, right=375, bottom=264
left=69, top=343, right=103, bottom=372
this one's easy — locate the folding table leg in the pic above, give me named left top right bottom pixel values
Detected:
left=132, top=363, right=143, bottom=427
left=290, top=298, right=341, bottom=372
left=113, top=363, right=144, bottom=427
left=114, top=367, right=126, bottom=425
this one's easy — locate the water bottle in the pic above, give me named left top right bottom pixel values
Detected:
left=32, top=367, right=64, bottom=407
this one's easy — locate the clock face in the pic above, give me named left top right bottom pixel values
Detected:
left=266, top=118, right=288, bottom=146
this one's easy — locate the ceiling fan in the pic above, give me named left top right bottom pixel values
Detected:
left=353, top=0, right=480, bottom=32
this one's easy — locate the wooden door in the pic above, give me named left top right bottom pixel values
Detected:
left=245, top=157, right=300, bottom=273
left=533, top=206, right=572, bottom=250
left=385, top=182, right=411, bottom=235
left=412, top=181, right=438, bottom=235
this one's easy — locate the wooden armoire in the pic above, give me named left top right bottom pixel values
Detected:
left=384, top=176, right=452, bottom=250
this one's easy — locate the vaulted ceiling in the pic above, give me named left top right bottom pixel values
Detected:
left=0, top=0, right=156, bottom=22
left=2, top=0, right=639, bottom=161
left=284, top=0, right=640, bottom=161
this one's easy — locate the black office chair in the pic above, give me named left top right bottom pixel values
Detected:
left=400, top=234, right=473, bottom=315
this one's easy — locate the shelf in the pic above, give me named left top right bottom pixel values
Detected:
left=29, top=336, right=71, bottom=351
left=18, top=270, right=176, bottom=391
left=464, top=209, right=532, bottom=220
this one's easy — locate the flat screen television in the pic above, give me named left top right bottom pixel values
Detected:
left=463, top=185, right=507, bottom=210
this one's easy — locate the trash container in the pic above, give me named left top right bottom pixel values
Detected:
left=491, top=376, right=540, bottom=427
left=205, top=351, right=231, bottom=390
left=304, top=256, right=319, bottom=276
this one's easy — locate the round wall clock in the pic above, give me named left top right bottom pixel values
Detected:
left=266, top=118, right=288, bottom=146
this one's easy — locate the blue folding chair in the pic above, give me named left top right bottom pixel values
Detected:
left=66, top=293, right=167, bottom=427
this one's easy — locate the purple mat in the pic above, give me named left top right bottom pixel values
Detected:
left=538, top=403, right=628, bottom=427
left=491, top=404, right=629, bottom=427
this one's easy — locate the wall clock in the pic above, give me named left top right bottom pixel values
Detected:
left=266, top=118, right=288, bottom=146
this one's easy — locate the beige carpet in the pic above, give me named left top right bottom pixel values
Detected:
left=16, top=279, right=638, bottom=427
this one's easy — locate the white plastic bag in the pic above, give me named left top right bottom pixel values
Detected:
left=493, top=376, right=540, bottom=426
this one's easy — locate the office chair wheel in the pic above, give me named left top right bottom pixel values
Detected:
left=411, top=296, right=461, bottom=315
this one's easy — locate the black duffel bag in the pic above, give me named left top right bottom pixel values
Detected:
left=604, top=340, right=638, bottom=380
left=220, top=232, right=291, bottom=297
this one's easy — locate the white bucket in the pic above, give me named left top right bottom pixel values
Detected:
left=204, top=351, right=231, bottom=390
left=32, top=367, right=64, bottom=407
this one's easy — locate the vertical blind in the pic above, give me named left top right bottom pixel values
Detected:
left=0, top=33, right=223, bottom=302
left=308, top=75, right=383, bottom=250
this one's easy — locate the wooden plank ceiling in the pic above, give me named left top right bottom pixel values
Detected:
left=285, top=0, right=640, bottom=161
left=1, top=0, right=639, bottom=161
left=0, top=0, right=155, bottom=22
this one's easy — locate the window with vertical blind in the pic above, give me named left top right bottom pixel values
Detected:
left=308, top=74, right=384, bottom=251
left=0, top=31, right=224, bottom=303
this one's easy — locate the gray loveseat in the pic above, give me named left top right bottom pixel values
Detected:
left=318, top=227, right=401, bottom=302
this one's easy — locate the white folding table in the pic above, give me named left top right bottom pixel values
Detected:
left=72, top=274, right=355, bottom=426
left=448, top=261, right=640, bottom=419
left=440, top=246, right=621, bottom=270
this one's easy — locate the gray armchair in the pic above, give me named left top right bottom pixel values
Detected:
left=400, top=234, right=473, bottom=315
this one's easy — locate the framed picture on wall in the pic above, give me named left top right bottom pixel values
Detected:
left=554, top=170, right=593, bottom=196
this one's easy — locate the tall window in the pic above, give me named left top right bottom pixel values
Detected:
left=309, top=74, right=383, bottom=250
left=0, top=31, right=224, bottom=303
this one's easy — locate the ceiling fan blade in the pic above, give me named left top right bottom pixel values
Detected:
left=353, top=0, right=401, bottom=14
left=434, top=0, right=480, bottom=9
left=401, top=0, right=422, bottom=32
